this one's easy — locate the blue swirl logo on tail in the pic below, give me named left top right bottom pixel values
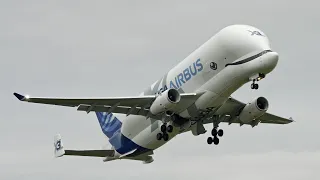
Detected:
left=95, top=112, right=122, bottom=138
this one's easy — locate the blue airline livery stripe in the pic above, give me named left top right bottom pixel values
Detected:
left=95, top=112, right=151, bottom=155
left=109, top=131, right=151, bottom=155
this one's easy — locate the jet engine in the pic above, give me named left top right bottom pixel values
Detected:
left=238, top=97, right=269, bottom=123
left=150, top=89, right=181, bottom=115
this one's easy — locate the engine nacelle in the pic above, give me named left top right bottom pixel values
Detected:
left=238, top=97, right=269, bottom=123
left=150, top=89, right=181, bottom=115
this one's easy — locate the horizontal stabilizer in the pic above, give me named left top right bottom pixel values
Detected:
left=64, top=150, right=115, bottom=157
left=53, top=134, right=115, bottom=158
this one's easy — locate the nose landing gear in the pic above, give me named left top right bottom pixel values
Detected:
left=250, top=73, right=265, bottom=90
left=157, top=123, right=174, bottom=141
left=251, top=80, right=259, bottom=90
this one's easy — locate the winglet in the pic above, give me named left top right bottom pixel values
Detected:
left=289, top=117, right=295, bottom=122
left=13, top=92, right=27, bottom=101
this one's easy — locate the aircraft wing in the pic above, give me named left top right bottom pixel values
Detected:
left=204, top=97, right=294, bottom=125
left=13, top=92, right=202, bottom=118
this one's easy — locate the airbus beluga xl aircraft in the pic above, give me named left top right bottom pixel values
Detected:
left=14, top=24, right=293, bottom=164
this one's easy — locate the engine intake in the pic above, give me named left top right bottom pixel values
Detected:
left=238, top=97, right=269, bottom=123
left=150, top=89, right=181, bottom=115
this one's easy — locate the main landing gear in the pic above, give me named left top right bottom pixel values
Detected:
left=157, top=123, right=173, bottom=141
left=207, top=127, right=224, bottom=145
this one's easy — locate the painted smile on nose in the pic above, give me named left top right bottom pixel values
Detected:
left=225, top=50, right=273, bottom=67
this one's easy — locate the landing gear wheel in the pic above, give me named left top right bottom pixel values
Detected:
left=163, top=133, right=169, bottom=141
left=217, top=129, right=224, bottom=137
left=167, top=125, right=173, bottom=133
left=160, top=124, right=167, bottom=132
left=251, top=83, right=255, bottom=89
left=213, top=137, right=220, bottom=145
left=211, top=128, right=217, bottom=136
left=156, top=133, right=162, bottom=140
left=251, top=83, right=259, bottom=89
left=207, top=137, right=213, bottom=144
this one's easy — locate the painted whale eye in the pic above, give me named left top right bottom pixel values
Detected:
left=210, top=62, right=217, bottom=70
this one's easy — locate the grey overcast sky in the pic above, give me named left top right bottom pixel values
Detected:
left=1, top=0, right=319, bottom=179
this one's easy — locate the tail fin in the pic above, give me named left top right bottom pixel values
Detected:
left=95, top=112, right=122, bottom=138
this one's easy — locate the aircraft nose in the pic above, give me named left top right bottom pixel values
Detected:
left=261, top=51, right=279, bottom=73
left=268, top=51, right=279, bottom=66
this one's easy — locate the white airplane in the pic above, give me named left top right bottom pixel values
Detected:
left=14, top=24, right=293, bottom=164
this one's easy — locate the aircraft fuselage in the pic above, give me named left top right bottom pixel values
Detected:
left=115, top=24, right=279, bottom=157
